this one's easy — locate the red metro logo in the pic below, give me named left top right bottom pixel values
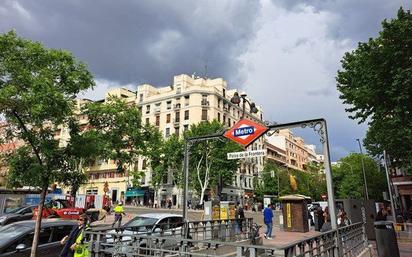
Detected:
left=224, top=119, right=268, bottom=147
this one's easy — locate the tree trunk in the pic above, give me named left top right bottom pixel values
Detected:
left=30, top=184, right=47, bottom=257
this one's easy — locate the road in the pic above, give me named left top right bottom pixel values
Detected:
left=123, top=206, right=283, bottom=226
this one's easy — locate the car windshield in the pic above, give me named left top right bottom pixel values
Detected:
left=0, top=224, right=31, bottom=241
left=4, top=206, right=25, bottom=214
left=124, top=217, right=158, bottom=228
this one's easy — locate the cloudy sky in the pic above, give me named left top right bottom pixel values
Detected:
left=0, top=0, right=410, bottom=160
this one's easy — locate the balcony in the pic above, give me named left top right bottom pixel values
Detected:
left=201, top=99, right=209, bottom=106
left=174, top=104, right=181, bottom=110
left=154, top=108, right=161, bottom=114
left=174, top=119, right=180, bottom=125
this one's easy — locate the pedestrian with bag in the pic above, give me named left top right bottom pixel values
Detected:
left=60, top=214, right=89, bottom=257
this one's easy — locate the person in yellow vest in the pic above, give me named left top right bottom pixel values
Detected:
left=112, top=201, right=126, bottom=228
left=69, top=214, right=90, bottom=257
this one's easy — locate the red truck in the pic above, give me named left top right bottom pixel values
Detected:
left=33, top=199, right=84, bottom=220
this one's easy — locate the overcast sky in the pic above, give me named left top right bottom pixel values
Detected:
left=1, top=0, right=410, bottom=160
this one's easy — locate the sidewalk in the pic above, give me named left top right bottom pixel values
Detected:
left=259, top=226, right=320, bottom=248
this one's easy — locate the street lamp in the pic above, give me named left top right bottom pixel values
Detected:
left=230, top=92, right=259, bottom=118
left=356, top=139, right=369, bottom=200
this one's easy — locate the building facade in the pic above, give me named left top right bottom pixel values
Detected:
left=75, top=74, right=265, bottom=207
left=264, top=129, right=321, bottom=172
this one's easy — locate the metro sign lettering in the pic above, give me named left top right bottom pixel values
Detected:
left=234, top=126, right=254, bottom=137
left=224, top=119, right=268, bottom=147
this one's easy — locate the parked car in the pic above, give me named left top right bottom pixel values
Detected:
left=0, top=206, right=36, bottom=226
left=0, top=219, right=76, bottom=257
left=104, top=213, right=187, bottom=255
left=33, top=199, right=84, bottom=220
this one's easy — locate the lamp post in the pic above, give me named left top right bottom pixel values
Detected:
left=230, top=92, right=259, bottom=118
left=231, top=93, right=259, bottom=206
left=356, top=139, right=369, bottom=200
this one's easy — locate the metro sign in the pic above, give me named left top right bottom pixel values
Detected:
left=224, top=119, right=268, bottom=147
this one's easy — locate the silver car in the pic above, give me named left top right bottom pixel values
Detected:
left=104, top=213, right=186, bottom=255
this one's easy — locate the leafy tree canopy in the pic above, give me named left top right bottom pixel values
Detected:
left=337, top=7, right=412, bottom=167
left=185, top=120, right=242, bottom=201
left=332, top=153, right=387, bottom=201
left=0, top=31, right=94, bottom=257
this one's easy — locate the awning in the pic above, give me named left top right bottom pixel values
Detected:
left=125, top=189, right=145, bottom=197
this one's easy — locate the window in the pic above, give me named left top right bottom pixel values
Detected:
left=108, top=172, right=115, bottom=178
left=166, top=114, right=171, bottom=123
left=223, top=88, right=226, bottom=97
left=184, top=125, right=189, bottom=131
left=218, top=99, right=221, bottom=108
left=176, top=87, right=181, bottom=94
left=228, top=118, right=231, bottom=126
left=201, top=109, right=208, bottom=120
left=86, top=188, right=98, bottom=195
left=175, top=111, right=180, bottom=122
left=146, top=117, right=150, bottom=125
left=218, top=113, right=221, bottom=122
left=223, top=115, right=226, bottom=124
left=155, top=115, right=160, bottom=126
left=166, top=101, right=172, bottom=110
left=139, top=94, right=144, bottom=103
left=184, top=95, right=190, bottom=106
left=184, top=110, right=189, bottom=120
left=52, top=226, right=74, bottom=243
left=175, top=127, right=180, bottom=137
left=38, top=227, right=53, bottom=244
left=142, top=160, right=147, bottom=170
left=165, top=128, right=170, bottom=138
left=146, top=105, right=151, bottom=114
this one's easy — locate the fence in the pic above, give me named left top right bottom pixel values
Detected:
left=85, top=221, right=368, bottom=257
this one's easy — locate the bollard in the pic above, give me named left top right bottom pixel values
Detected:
left=374, top=221, right=400, bottom=257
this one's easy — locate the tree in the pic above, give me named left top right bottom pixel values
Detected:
left=0, top=31, right=94, bottom=257
left=332, top=153, right=387, bottom=201
left=85, top=96, right=148, bottom=187
left=185, top=120, right=242, bottom=204
left=336, top=7, right=412, bottom=169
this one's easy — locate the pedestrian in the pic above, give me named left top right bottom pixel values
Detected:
left=315, top=206, right=324, bottom=231
left=337, top=210, right=351, bottom=227
left=111, top=201, right=126, bottom=228
left=321, top=207, right=332, bottom=232
left=71, top=214, right=91, bottom=257
left=59, top=214, right=89, bottom=257
left=236, top=204, right=245, bottom=233
left=154, top=199, right=158, bottom=208
left=168, top=199, right=172, bottom=209
left=375, top=208, right=388, bottom=221
left=148, top=199, right=152, bottom=208
left=263, top=203, right=274, bottom=239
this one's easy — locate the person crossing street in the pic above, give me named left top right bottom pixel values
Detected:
left=112, top=201, right=126, bottom=228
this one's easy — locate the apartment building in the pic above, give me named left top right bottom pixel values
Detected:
left=264, top=129, right=321, bottom=171
left=136, top=74, right=264, bottom=206
left=72, top=74, right=264, bottom=206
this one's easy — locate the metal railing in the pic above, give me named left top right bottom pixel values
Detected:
left=85, top=221, right=368, bottom=257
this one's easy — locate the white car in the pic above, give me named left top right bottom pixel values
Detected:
left=104, top=213, right=187, bottom=255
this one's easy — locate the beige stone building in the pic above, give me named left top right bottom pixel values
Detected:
left=136, top=74, right=264, bottom=206
left=264, top=129, right=320, bottom=172
left=74, top=74, right=264, bottom=206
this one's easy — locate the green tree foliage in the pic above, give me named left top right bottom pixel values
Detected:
left=256, top=160, right=327, bottom=201
left=85, top=97, right=167, bottom=191
left=332, top=153, right=387, bottom=201
left=336, top=7, right=412, bottom=168
left=185, top=120, right=242, bottom=203
left=0, top=31, right=94, bottom=257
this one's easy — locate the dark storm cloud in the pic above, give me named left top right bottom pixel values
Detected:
left=275, top=0, right=412, bottom=43
left=0, top=0, right=261, bottom=86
